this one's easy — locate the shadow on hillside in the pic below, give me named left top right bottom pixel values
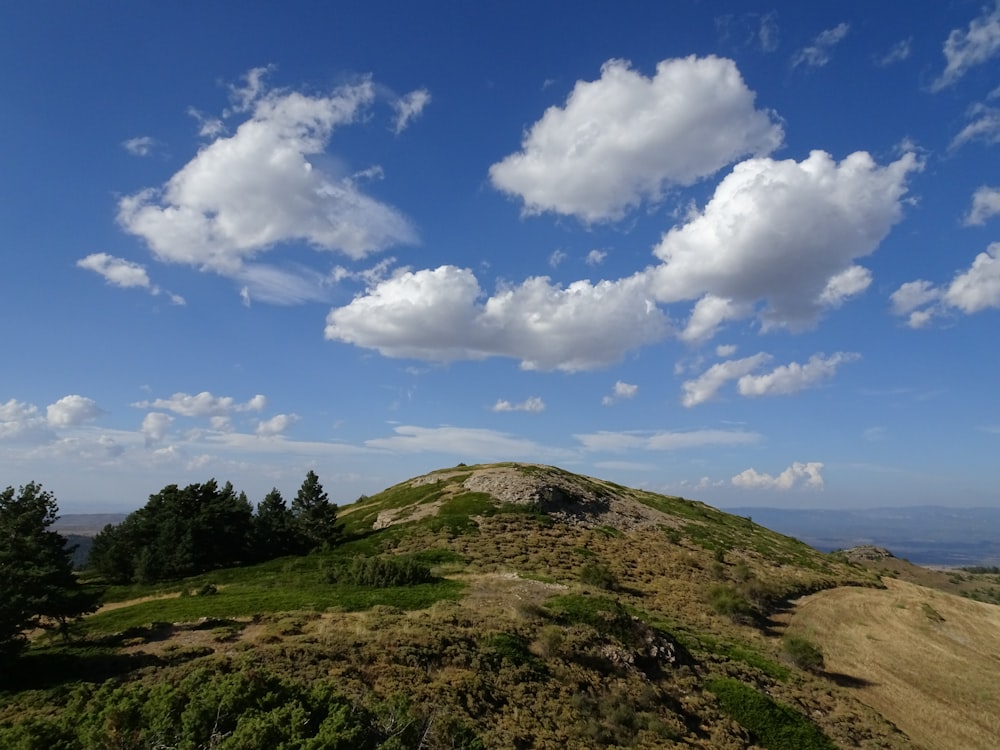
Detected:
left=760, top=599, right=796, bottom=637
left=2, top=647, right=162, bottom=692
left=822, top=670, right=875, bottom=688
left=2, top=629, right=213, bottom=692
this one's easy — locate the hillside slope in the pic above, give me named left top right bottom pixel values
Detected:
left=3, top=462, right=979, bottom=749
left=786, top=578, right=1000, bottom=750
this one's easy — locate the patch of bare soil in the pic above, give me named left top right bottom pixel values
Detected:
left=371, top=499, right=445, bottom=530
left=457, top=571, right=568, bottom=614
left=787, top=578, right=1000, bottom=750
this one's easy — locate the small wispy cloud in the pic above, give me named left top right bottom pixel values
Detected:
left=122, top=136, right=158, bottom=156
left=602, top=381, right=638, bottom=406
left=392, top=88, right=431, bottom=134
left=878, top=38, right=912, bottom=67
left=77, top=253, right=185, bottom=305
left=792, top=22, right=850, bottom=68
left=931, top=1, right=1000, bottom=91
left=491, top=396, right=546, bottom=413
left=965, top=185, right=1000, bottom=226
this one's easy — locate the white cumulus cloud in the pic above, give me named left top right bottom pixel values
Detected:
left=681, top=353, right=772, bottom=407
left=256, top=413, right=300, bottom=437
left=680, top=295, right=750, bottom=343
left=943, top=242, right=1000, bottom=313
left=0, top=399, right=52, bottom=442
left=325, top=265, right=669, bottom=371
left=46, top=395, right=103, bottom=427
left=132, top=391, right=267, bottom=418
left=489, top=55, right=782, bottom=222
left=737, top=352, right=860, bottom=397
left=891, top=242, right=1000, bottom=324
left=141, top=412, right=174, bottom=446
left=649, top=150, right=919, bottom=331
left=931, top=1, right=1000, bottom=91
left=731, top=462, right=825, bottom=490
left=117, top=68, right=417, bottom=290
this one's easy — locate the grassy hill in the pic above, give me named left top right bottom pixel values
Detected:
left=2, top=462, right=996, bottom=749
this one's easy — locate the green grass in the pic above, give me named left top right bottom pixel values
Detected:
left=701, top=637, right=791, bottom=680
left=83, top=580, right=464, bottom=633
left=706, top=677, right=837, bottom=750
left=424, top=492, right=497, bottom=534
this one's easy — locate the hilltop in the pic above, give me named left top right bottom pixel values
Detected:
left=3, top=462, right=998, bottom=749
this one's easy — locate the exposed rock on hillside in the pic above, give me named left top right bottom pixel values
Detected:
left=844, top=545, right=895, bottom=562
left=395, top=464, right=679, bottom=532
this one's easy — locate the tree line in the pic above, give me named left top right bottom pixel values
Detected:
left=0, top=471, right=340, bottom=664
left=89, top=470, right=341, bottom=584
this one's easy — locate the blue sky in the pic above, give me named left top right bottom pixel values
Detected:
left=3, top=1, right=1000, bottom=512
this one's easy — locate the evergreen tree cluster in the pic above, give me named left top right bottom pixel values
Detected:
left=89, top=471, right=339, bottom=584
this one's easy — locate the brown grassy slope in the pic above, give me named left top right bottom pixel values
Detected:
left=786, top=578, right=1000, bottom=750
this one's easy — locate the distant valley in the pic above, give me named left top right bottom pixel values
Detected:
left=729, top=506, right=1000, bottom=567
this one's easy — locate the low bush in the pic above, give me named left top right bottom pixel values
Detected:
left=334, top=555, right=435, bottom=587
left=708, top=585, right=756, bottom=624
left=782, top=634, right=824, bottom=672
left=579, top=559, right=618, bottom=590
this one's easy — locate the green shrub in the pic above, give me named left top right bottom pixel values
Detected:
left=195, top=582, right=218, bottom=596
left=579, top=559, right=618, bottom=590
left=335, top=555, right=435, bottom=587
left=708, top=585, right=755, bottom=623
left=782, top=634, right=824, bottom=672
left=706, top=677, right=836, bottom=750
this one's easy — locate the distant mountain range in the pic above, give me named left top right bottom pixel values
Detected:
left=55, top=505, right=1000, bottom=568
left=728, top=506, right=1000, bottom=567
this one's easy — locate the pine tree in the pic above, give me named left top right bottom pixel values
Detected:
left=254, top=488, right=302, bottom=558
left=290, top=470, right=340, bottom=551
left=89, top=480, right=255, bottom=583
left=0, top=483, right=100, bottom=663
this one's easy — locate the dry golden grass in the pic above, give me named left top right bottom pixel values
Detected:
left=92, top=591, right=181, bottom=614
left=787, top=578, right=1000, bottom=750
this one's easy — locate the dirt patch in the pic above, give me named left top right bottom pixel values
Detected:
left=458, top=571, right=568, bottom=614
left=372, top=500, right=445, bottom=530
left=93, top=592, right=182, bottom=615
left=786, top=578, right=1000, bottom=750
